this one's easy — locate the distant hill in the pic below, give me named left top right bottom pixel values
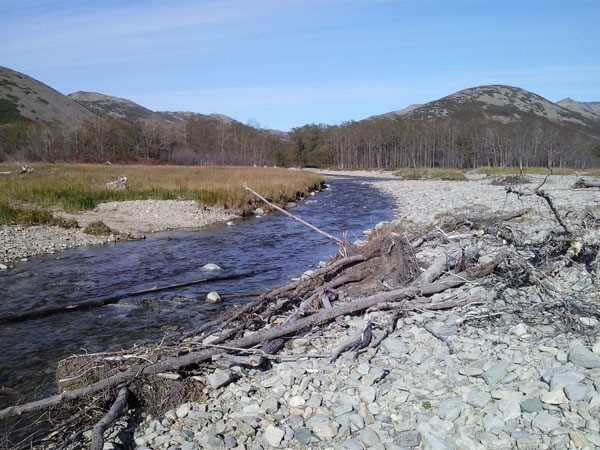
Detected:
left=557, top=98, right=600, bottom=122
left=69, top=91, right=241, bottom=127
left=398, top=85, right=600, bottom=134
left=0, top=66, right=96, bottom=126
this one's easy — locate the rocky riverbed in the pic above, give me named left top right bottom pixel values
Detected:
left=113, top=173, right=600, bottom=450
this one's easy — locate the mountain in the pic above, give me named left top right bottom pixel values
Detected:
left=0, top=66, right=96, bottom=126
left=68, top=91, right=155, bottom=122
left=557, top=98, right=600, bottom=122
left=69, top=91, right=240, bottom=126
left=398, top=85, right=600, bottom=134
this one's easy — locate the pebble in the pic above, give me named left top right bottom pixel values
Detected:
left=569, top=344, right=600, bottom=369
left=264, top=425, right=284, bottom=447
left=201, top=263, right=222, bottom=271
left=206, top=291, right=222, bottom=304
left=207, top=369, right=234, bottom=388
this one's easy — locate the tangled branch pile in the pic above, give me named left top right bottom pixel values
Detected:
left=1, top=184, right=599, bottom=449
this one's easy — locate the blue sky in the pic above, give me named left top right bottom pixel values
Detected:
left=1, top=0, right=599, bottom=130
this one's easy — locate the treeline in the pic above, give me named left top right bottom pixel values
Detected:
left=1, top=114, right=599, bottom=168
left=0, top=117, right=296, bottom=166
left=291, top=117, right=600, bottom=169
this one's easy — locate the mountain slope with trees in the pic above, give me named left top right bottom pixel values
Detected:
left=1, top=66, right=599, bottom=168
left=292, top=85, right=600, bottom=169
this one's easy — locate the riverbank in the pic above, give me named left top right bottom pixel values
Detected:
left=3, top=172, right=600, bottom=449
left=124, top=175, right=599, bottom=450
left=0, top=165, right=322, bottom=267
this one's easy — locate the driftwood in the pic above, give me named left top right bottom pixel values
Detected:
left=573, top=178, right=600, bottom=189
left=0, top=250, right=503, bottom=422
left=90, top=386, right=129, bottom=450
left=244, top=184, right=344, bottom=245
left=330, top=321, right=373, bottom=362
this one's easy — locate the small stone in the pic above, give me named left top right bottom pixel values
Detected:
left=207, top=369, right=234, bottom=388
left=360, top=386, right=376, bottom=403
left=294, top=428, right=313, bottom=445
left=510, top=323, right=529, bottom=337
left=393, top=430, right=421, bottom=448
left=482, top=361, right=510, bottom=385
left=201, top=263, right=222, bottom=271
left=541, top=390, right=569, bottom=405
left=520, top=398, right=543, bottom=413
left=306, top=415, right=339, bottom=440
left=359, top=427, right=380, bottom=447
left=569, top=344, right=600, bottom=369
left=289, top=396, right=305, bottom=408
left=459, top=366, right=483, bottom=377
left=592, top=341, right=600, bottom=354
left=381, top=337, right=409, bottom=358
left=532, top=411, right=561, bottom=433
left=264, top=425, right=285, bottom=447
left=206, top=291, right=222, bottom=304
left=255, top=207, right=265, bottom=216
left=550, top=370, right=585, bottom=391
left=498, top=399, right=522, bottom=421
left=464, top=389, right=492, bottom=408
left=564, top=383, right=588, bottom=402
left=0, top=264, right=7, bottom=270
left=570, top=430, right=591, bottom=449
left=343, top=438, right=365, bottom=450
left=438, top=398, right=463, bottom=421
left=176, top=403, right=191, bottom=418
left=224, top=435, right=237, bottom=448
left=263, top=396, right=279, bottom=413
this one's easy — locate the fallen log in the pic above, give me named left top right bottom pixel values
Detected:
left=573, top=178, right=600, bottom=189
left=0, top=254, right=503, bottom=420
left=0, top=269, right=269, bottom=325
left=90, top=386, right=129, bottom=450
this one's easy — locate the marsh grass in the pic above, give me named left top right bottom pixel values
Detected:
left=0, top=164, right=323, bottom=225
left=393, top=168, right=467, bottom=181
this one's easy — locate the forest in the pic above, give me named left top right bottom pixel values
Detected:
left=1, top=113, right=599, bottom=169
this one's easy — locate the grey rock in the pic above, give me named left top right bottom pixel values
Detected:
left=307, top=393, right=323, bottom=408
left=176, top=403, right=191, bottom=419
left=264, top=425, right=285, bottom=447
left=497, top=399, right=521, bottom=421
left=262, top=396, right=279, bottom=413
left=541, top=389, right=568, bottom=405
left=564, top=383, right=588, bottom=402
left=483, top=412, right=505, bottom=434
left=464, top=389, right=492, bottom=408
left=343, top=438, right=365, bottom=450
left=306, top=415, right=339, bottom=440
left=569, top=344, right=600, bottom=369
left=381, top=337, right=409, bottom=358
left=294, top=427, right=313, bottom=445
left=206, top=291, right=222, bottom=304
left=360, top=386, right=377, bottom=403
left=437, top=398, right=463, bottom=421
left=532, top=411, right=561, bottom=433
left=393, top=430, right=421, bottom=448
left=482, top=361, right=510, bottom=385
left=201, top=263, right=222, bottom=271
left=459, top=366, right=484, bottom=377
left=224, top=434, right=237, bottom=448
left=550, top=370, right=585, bottom=391
left=359, top=427, right=380, bottom=447
left=207, top=369, right=234, bottom=388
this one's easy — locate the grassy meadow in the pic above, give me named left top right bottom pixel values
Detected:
left=0, top=164, right=324, bottom=226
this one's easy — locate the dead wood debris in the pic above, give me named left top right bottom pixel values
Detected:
left=2, top=196, right=599, bottom=449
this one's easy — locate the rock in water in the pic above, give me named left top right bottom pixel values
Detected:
left=569, top=344, right=600, bottom=368
left=254, top=207, right=265, bottom=216
left=206, top=291, right=222, bottom=304
left=201, top=263, right=222, bottom=271
left=0, top=264, right=7, bottom=270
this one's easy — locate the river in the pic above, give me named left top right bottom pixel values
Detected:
left=0, top=176, right=395, bottom=407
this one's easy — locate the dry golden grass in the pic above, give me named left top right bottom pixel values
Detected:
left=475, top=166, right=578, bottom=176
left=0, top=164, right=323, bottom=224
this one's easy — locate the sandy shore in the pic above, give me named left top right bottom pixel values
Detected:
left=0, top=200, right=237, bottom=267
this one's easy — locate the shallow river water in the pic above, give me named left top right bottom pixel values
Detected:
left=0, top=177, right=395, bottom=405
